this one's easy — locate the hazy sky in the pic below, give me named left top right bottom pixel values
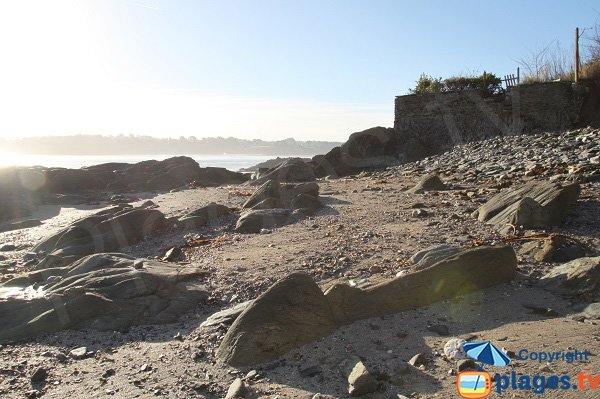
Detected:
left=0, top=0, right=598, bottom=142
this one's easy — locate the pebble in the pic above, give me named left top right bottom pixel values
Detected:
left=30, top=367, right=47, bottom=383
left=408, top=353, right=427, bottom=367
left=225, top=378, right=247, bottom=399
left=69, top=347, right=87, bottom=360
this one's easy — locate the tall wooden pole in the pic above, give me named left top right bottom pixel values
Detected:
left=575, top=27, right=580, bottom=82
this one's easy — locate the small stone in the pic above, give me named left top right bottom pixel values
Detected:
left=260, top=228, right=272, bottom=234
left=140, top=363, right=152, bottom=372
left=408, top=353, right=427, bottom=367
left=30, top=367, right=47, bottom=383
left=25, top=390, right=40, bottom=398
left=245, top=370, right=259, bottom=380
left=539, top=365, right=553, bottom=373
left=69, top=347, right=87, bottom=359
left=56, top=353, right=68, bottom=363
left=411, top=209, right=428, bottom=218
left=443, top=338, right=466, bottom=359
left=163, top=247, right=183, bottom=262
left=173, top=332, right=183, bottom=341
left=340, top=357, right=378, bottom=397
left=225, top=378, right=247, bottom=399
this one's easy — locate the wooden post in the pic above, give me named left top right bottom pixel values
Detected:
left=517, top=67, right=520, bottom=84
left=575, top=27, right=580, bottom=82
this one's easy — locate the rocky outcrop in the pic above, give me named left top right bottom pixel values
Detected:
left=178, top=203, right=232, bottom=228
left=410, top=244, right=461, bottom=270
left=216, top=273, right=337, bottom=366
left=0, top=253, right=209, bottom=343
left=251, top=158, right=315, bottom=185
left=234, top=209, right=290, bottom=233
left=32, top=207, right=167, bottom=263
left=473, top=181, right=580, bottom=233
left=540, top=256, right=600, bottom=301
left=217, top=246, right=517, bottom=366
left=313, top=127, right=402, bottom=177
left=0, top=157, right=249, bottom=221
left=325, top=245, right=517, bottom=324
left=236, top=181, right=321, bottom=233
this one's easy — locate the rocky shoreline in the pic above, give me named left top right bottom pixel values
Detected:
left=0, top=127, right=599, bottom=398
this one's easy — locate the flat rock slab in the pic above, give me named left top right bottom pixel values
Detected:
left=325, top=245, right=517, bottom=324
left=0, top=253, right=209, bottom=343
left=473, top=181, right=580, bottom=232
left=217, top=246, right=517, bottom=366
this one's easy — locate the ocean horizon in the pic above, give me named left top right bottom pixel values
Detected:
left=0, top=153, right=307, bottom=172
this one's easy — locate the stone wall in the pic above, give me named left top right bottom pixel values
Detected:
left=394, top=81, right=582, bottom=161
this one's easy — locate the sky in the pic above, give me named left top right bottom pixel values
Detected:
left=0, top=0, right=598, bottom=142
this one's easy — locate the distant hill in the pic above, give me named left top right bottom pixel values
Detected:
left=0, top=135, right=341, bottom=156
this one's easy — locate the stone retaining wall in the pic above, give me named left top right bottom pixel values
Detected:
left=394, top=81, right=583, bottom=161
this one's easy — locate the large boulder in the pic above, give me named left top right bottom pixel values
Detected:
left=216, top=273, right=337, bottom=366
left=251, top=158, right=315, bottom=185
left=234, top=209, right=290, bottom=233
left=540, top=257, right=600, bottom=301
left=178, top=203, right=232, bottom=228
left=237, top=181, right=321, bottom=233
left=473, top=181, right=580, bottom=233
left=32, top=207, right=166, bottom=263
left=217, top=246, right=517, bottom=366
left=313, top=127, right=402, bottom=177
left=0, top=253, right=209, bottom=343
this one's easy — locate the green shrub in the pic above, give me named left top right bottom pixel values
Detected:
left=408, top=72, right=503, bottom=96
left=409, top=73, right=444, bottom=94
left=444, top=72, right=503, bottom=95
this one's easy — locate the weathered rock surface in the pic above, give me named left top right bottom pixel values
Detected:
left=236, top=181, right=321, bottom=233
left=0, top=253, right=209, bottom=343
left=410, top=244, right=460, bottom=270
left=0, top=219, right=43, bottom=233
left=313, top=127, right=402, bottom=177
left=234, top=209, right=290, bottom=233
left=216, top=273, right=337, bottom=366
left=519, top=236, right=586, bottom=263
left=407, top=174, right=447, bottom=194
left=32, top=207, right=167, bottom=264
left=217, top=246, right=517, bottom=366
left=178, top=203, right=231, bottom=228
left=473, top=181, right=580, bottom=232
left=200, top=301, right=252, bottom=328
left=540, top=256, right=600, bottom=301
left=325, top=246, right=517, bottom=324
left=0, top=157, right=248, bottom=221
left=251, top=158, right=315, bottom=185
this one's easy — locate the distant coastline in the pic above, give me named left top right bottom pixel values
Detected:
left=0, top=135, right=341, bottom=157
left=0, top=153, right=304, bottom=172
